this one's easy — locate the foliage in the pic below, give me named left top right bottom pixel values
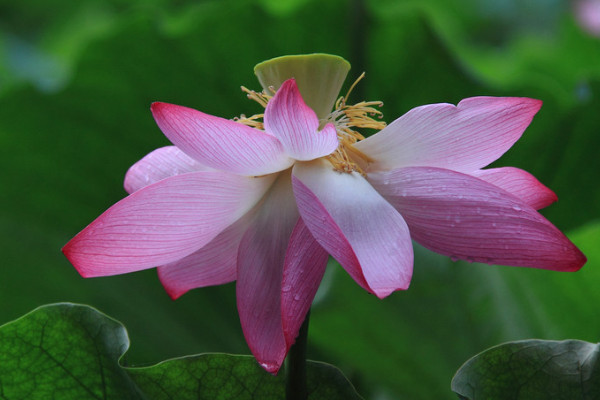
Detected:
left=452, top=339, right=600, bottom=399
left=0, top=303, right=362, bottom=399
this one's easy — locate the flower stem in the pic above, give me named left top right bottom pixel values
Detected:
left=285, top=309, right=310, bottom=400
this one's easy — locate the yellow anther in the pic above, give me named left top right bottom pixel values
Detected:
left=241, top=86, right=272, bottom=108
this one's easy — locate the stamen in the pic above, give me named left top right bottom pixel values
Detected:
left=343, top=72, right=365, bottom=105
left=234, top=87, right=272, bottom=129
left=324, top=73, right=386, bottom=175
left=233, top=114, right=264, bottom=130
left=241, top=86, right=272, bottom=107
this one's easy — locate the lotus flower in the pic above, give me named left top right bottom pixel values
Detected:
left=63, top=54, right=586, bottom=374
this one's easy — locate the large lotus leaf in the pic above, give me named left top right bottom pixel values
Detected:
left=451, top=339, right=600, bottom=400
left=0, top=303, right=363, bottom=400
left=0, top=303, right=142, bottom=399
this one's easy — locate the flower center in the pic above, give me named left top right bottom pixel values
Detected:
left=234, top=73, right=386, bottom=175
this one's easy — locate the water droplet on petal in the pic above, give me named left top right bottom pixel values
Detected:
left=512, top=205, right=522, bottom=211
left=259, top=362, right=278, bottom=373
left=282, top=285, right=292, bottom=293
left=293, top=294, right=301, bottom=301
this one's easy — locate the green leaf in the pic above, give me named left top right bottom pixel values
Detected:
left=451, top=339, right=600, bottom=400
left=0, top=303, right=363, bottom=400
left=0, top=303, right=142, bottom=399
left=130, top=355, right=363, bottom=400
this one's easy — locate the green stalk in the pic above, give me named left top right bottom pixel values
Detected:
left=285, top=310, right=311, bottom=400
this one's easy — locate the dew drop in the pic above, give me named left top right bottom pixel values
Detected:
left=282, top=285, right=292, bottom=293
left=293, top=294, right=301, bottom=301
left=512, top=205, right=522, bottom=211
left=259, top=362, right=276, bottom=373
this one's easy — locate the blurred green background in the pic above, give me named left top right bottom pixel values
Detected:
left=1, top=0, right=599, bottom=398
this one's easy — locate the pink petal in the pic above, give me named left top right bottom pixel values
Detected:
left=292, top=160, right=413, bottom=299
left=370, top=166, right=586, bottom=271
left=281, top=218, right=329, bottom=350
left=157, top=209, right=256, bottom=299
left=236, top=172, right=299, bottom=374
left=471, top=167, right=557, bottom=210
left=264, top=78, right=338, bottom=161
left=355, top=97, right=542, bottom=173
left=151, top=102, right=294, bottom=175
left=124, top=146, right=210, bottom=194
left=63, top=171, right=276, bottom=277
